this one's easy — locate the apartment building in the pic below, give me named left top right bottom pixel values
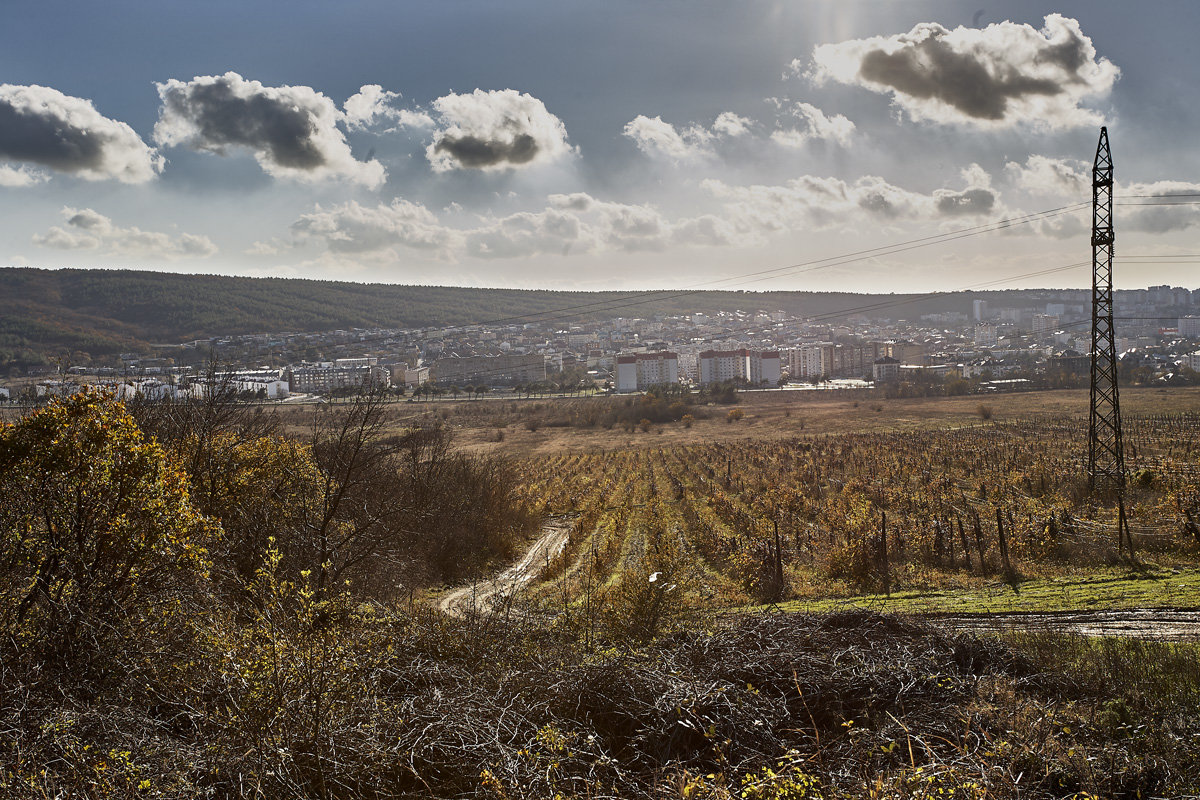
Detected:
left=616, top=351, right=679, bottom=393
left=698, top=349, right=781, bottom=386
left=431, top=353, right=546, bottom=386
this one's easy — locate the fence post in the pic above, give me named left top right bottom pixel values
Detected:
left=880, top=511, right=890, bottom=596
left=996, top=506, right=1013, bottom=577
left=957, top=515, right=972, bottom=572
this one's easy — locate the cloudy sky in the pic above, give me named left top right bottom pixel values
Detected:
left=2, top=1, right=1198, bottom=292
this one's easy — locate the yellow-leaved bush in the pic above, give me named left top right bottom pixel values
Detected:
left=0, top=388, right=219, bottom=659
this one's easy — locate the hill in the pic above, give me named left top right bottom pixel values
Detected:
left=0, top=266, right=1076, bottom=372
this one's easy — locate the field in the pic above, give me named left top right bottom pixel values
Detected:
left=464, top=388, right=1200, bottom=620
left=321, top=385, right=1200, bottom=457
left=4, top=385, right=1200, bottom=798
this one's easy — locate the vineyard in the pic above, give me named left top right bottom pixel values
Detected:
left=511, top=414, right=1200, bottom=621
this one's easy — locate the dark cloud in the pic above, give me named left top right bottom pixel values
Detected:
left=858, top=41, right=1061, bottom=121
left=154, top=72, right=383, bottom=186
left=426, top=89, right=572, bottom=172
left=433, top=132, right=539, bottom=169
left=811, top=15, right=1118, bottom=128
left=936, top=188, right=996, bottom=216
left=0, top=84, right=160, bottom=182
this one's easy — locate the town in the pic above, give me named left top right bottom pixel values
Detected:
left=6, top=284, right=1199, bottom=403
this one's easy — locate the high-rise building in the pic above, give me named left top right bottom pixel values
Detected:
left=616, top=352, right=679, bottom=392
left=698, top=349, right=780, bottom=386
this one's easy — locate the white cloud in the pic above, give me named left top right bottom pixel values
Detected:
left=703, top=167, right=999, bottom=232
left=425, top=89, right=573, bottom=172
left=292, top=199, right=460, bottom=257
left=1119, top=180, right=1200, bottom=234
left=712, top=111, right=753, bottom=137
left=623, top=115, right=708, bottom=160
left=154, top=72, right=385, bottom=187
left=342, top=84, right=434, bottom=130
left=1004, top=155, right=1089, bottom=196
left=0, top=164, right=49, bottom=187
left=809, top=14, right=1118, bottom=128
left=289, top=192, right=758, bottom=261
left=32, top=207, right=217, bottom=258
left=771, top=101, right=855, bottom=148
left=343, top=84, right=401, bottom=129
left=0, top=83, right=162, bottom=183
left=624, top=111, right=757, bottom=161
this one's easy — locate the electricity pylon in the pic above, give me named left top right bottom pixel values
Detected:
left=1087, top=127, right=1131, bottom=550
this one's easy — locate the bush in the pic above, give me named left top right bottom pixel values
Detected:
left=0, top=389, right=217, bottom=677
left=726, top=408, right=745, bottom=423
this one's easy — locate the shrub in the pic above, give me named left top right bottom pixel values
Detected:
left=727, top=408, right=745, bottom=423
left=0, top=389, right=217, bottom=671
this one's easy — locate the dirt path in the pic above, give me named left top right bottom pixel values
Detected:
left=927, top=608, right=1200, bottom=641
left=438, top=516, right=574, bottom=616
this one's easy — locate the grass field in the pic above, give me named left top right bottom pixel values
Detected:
left=769, top=564, right=1200, bottom=615
left=244, top=384, right=1200, bottom=457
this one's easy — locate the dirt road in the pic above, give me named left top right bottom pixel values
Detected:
left=438, top=516, right=574, bottom=616
left=928, top=608, right=1200, bottom=641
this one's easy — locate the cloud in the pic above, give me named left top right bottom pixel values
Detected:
left=343, top=84, right=401, bottom=129
left=703, top=166, right=998, bottom=232
left=32, top=207, right=217, bottom=258
left=289, top=192, right=756, bottom=262
left=292, top=199, right=459, bottom=257
left=425, top=89, right=572, bottom=171
left=342, top=84, right=433, bottom=130
left=1005, top=155, right=1089, bottom=196
left=154, top=72, right=384, bottom=186
left=809, top=14, right=1118, bottom=128
left=712, top=111, right=753, bottom=137
left=624, top=111, right=756, bottom=161
left=0, top=84, right=161, bottom=183
left=771, top=101, right=856, bottom=148
left=1119, top=181, right=1200, bottom=234
left=623, top=115, right=708, bottom=160
left=0, top=164, right=49, bottom=187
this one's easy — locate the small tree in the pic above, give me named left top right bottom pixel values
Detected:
left=0, top=389, right=216, bottom=656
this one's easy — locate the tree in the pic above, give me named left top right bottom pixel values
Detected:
left=0, top=389, right=216, bottom=652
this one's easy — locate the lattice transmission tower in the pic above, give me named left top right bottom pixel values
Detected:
left=1087, top=126, right=1126, bottom=498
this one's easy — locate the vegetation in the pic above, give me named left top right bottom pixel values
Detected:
left=0, top=266, right=1129, bottom=371
left=2, top=388, right=1200, bottom=797
left=512, top=414, right=1200, bottom=609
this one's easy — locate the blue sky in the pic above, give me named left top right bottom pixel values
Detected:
left=2, top=1, right=1198, bottom=292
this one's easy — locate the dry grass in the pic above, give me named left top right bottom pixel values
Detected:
left=373, top=386, right=1200, bottom=457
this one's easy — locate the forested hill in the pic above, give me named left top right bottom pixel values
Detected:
left=0, top=266, right=1069, bottom=366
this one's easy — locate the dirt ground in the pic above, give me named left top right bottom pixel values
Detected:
left=386, top=385, right=1200, bottom=458
left=9, top=385, right=1200, bottom=458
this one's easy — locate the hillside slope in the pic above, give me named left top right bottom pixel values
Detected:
left=0, top=266, right=1074, bottom=370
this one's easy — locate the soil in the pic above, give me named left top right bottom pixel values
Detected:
left=438, top=516, right=573, bottom=616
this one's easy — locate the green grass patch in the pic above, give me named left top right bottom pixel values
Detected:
left=767, top=565, right=1200, bottom=615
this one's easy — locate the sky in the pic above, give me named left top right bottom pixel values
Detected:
left=1, top=1, right=1198, bottom=293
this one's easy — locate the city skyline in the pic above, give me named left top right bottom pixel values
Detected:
left=1, top=1, right=1198, bottom=292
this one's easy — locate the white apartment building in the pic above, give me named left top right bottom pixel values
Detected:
left=286, top=362, right=390, bottom=393
left=698, top=349, right=781, bottom=386
left=616, top=351, right=679, bottom=392
left=787, top=344, right=829, bottom=379
left=1032, top=314, right=1059, bottom=339
left=974, top=324, right=998, bottom=348
left=1179, top=316, right=1200, bottom=339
